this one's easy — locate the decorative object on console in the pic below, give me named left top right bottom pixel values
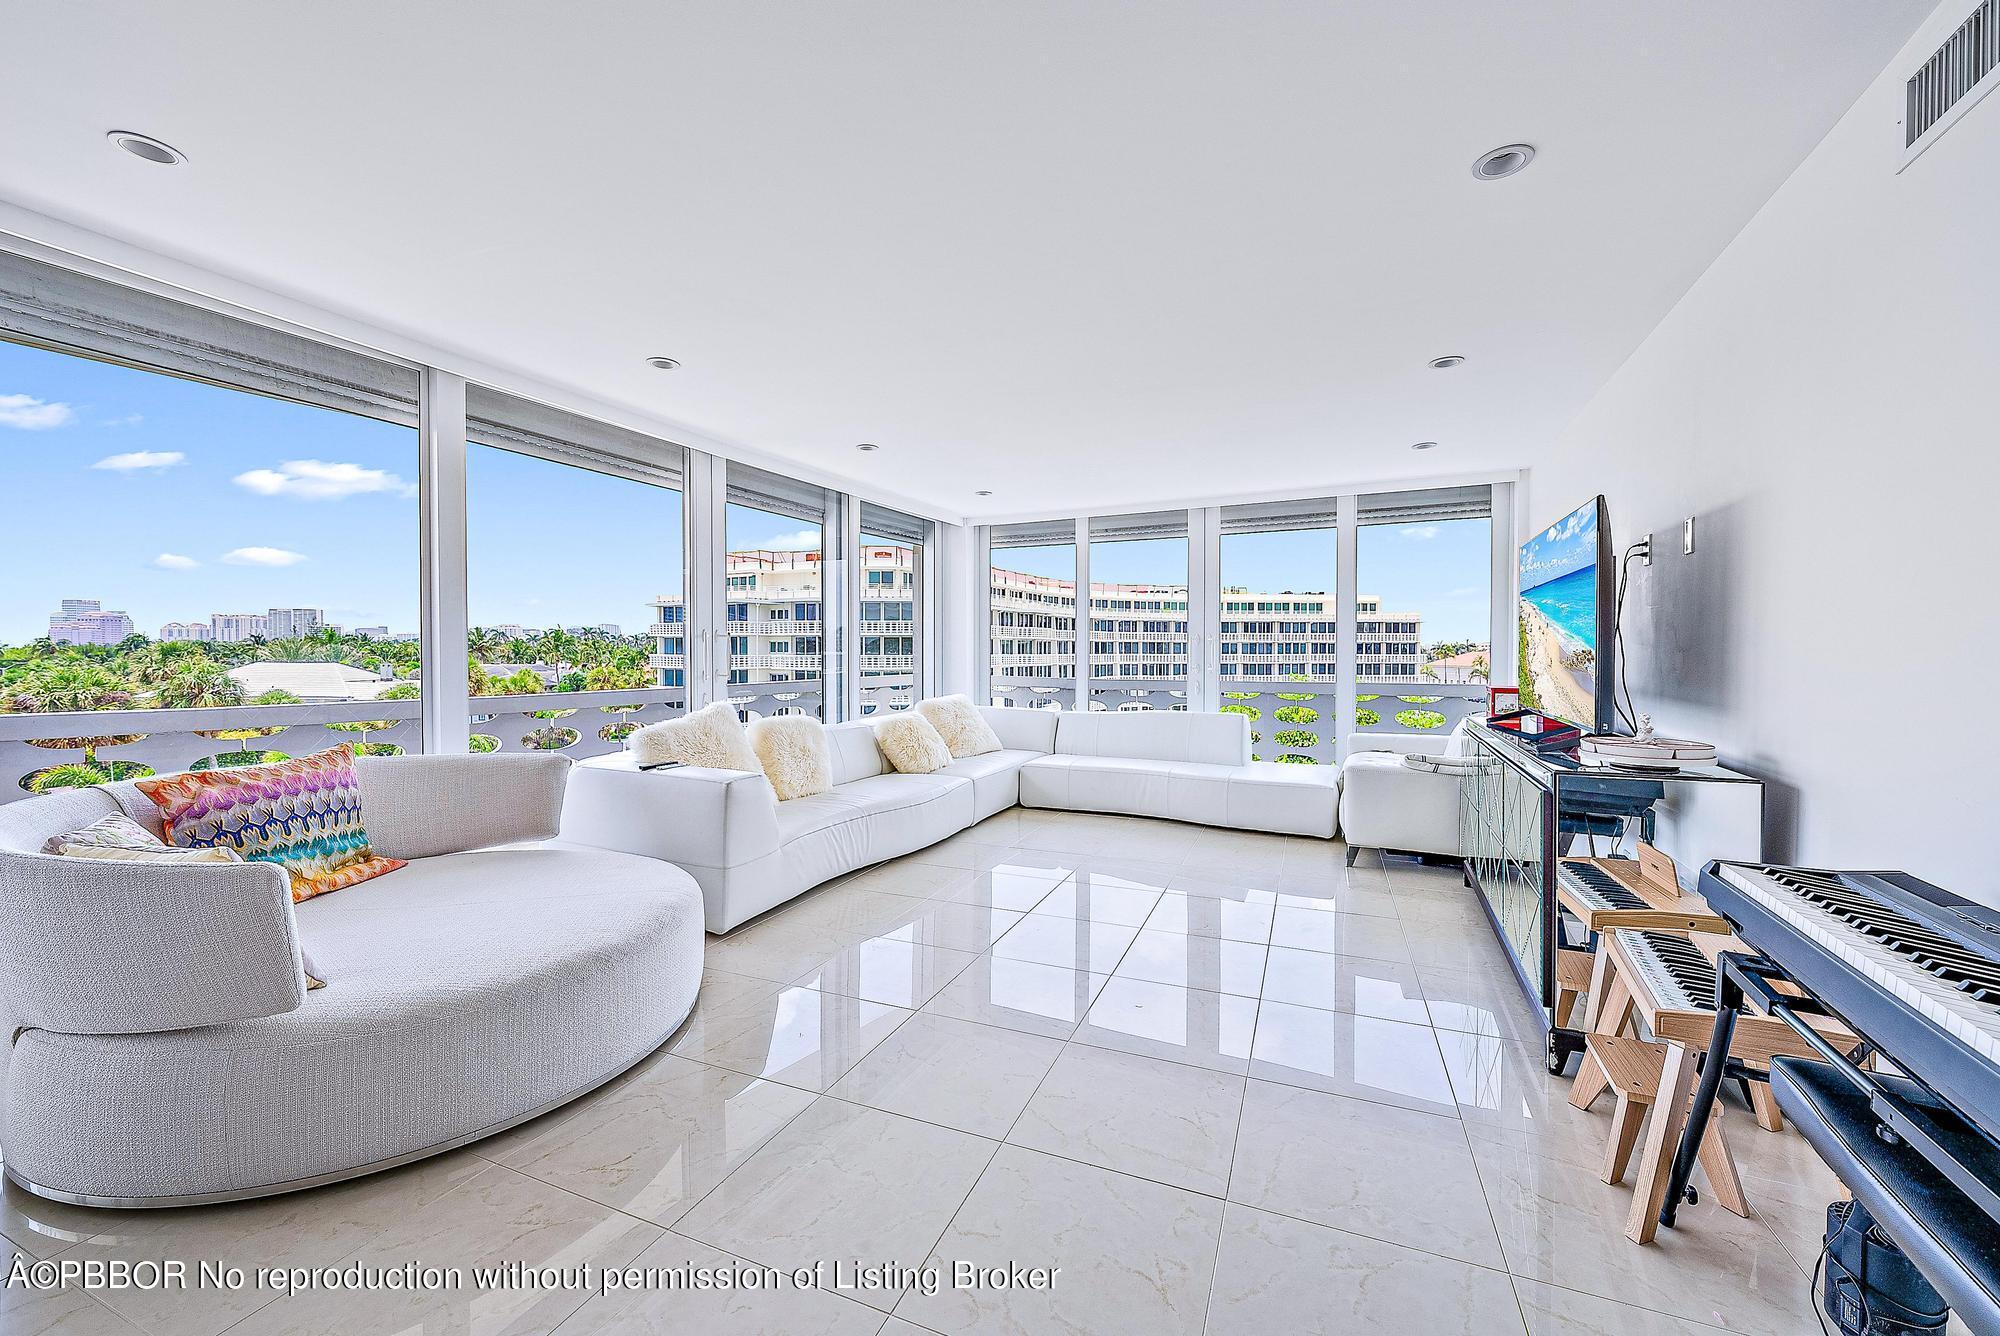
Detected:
left=629, top=700, right=761, bottom=773
left=1484, top=706, right=1583, bottom=755
left=746, top=715, right=832, bottom=801
left=915, top=694, right=1003, bottom=758
left=875, top=712, right=954, bottom=775
left=1487, top=685, right=1520, bottom=714
left=1579, top=714, right=1717, bottom=771
left=135, top=745, right=404, bottom=902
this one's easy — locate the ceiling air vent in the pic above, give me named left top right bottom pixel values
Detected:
left=1900, top=0, right=1999, bottom=170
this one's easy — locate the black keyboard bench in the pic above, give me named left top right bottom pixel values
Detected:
left=1774, top=1056, right=2000, bottom=1333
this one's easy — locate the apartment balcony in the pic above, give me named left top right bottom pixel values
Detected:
left=857, top=619, right=916, bottom=635
left=858, top=654, right=916, bottom=671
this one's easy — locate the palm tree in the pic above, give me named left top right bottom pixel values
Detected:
left=5, top=661, right=147, bottom=779
left=535, top=629, right=579, bottom=681
left=468, top=627, right=508, bottom=663
left=152, top=662, right=245, bottom=709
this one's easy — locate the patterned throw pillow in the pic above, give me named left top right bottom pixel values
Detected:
left=136, top=745, right=404, bottom=903
left=42, top=811, right=243, bottom=865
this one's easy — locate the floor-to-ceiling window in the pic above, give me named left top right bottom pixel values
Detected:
left=465, top=386, right=685, bottom=752
left=726, top=464, right=837, bottom=721
left=0, top=249, right=422, bottom=792
left=988, top=520, right=1078, bottom=710
left=1218, top=498, right=1339, bottom=762
left=1086, top=511, right=1188, bottom=711
left=1356, top=484, right=1493, bottom=740
left=858, top=501, right=927, bottom=716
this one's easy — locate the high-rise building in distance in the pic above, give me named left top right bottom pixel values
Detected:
left=47, top=599, right=136, bottom=646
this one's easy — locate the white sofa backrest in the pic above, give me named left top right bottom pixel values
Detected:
left=978, top=705, right=1059, bottom=754
left=824, top=719, right=889, bottom=785
left=1054, top=710, right=1249, bottom=766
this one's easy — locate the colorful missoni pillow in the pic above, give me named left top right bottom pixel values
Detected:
left=136, top=745, right=404, bottom=903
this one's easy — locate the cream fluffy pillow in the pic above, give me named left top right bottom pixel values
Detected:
left=630, top=700, right=761, bottom=772
left=747, top=715, right=833, bottom=801
left=915, top=694, right=1003, bottom=758
left=876, top=713, right=953, bottom=775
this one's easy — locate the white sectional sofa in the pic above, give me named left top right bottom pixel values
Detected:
left=561, top=705, right=1342, bottom=932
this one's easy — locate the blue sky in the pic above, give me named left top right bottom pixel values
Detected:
left=997, top=522, right=1492, bottom=643
left=2, top=337, right=422, bottom=643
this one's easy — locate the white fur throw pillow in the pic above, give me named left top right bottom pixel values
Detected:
left=915, top=694, right=1003, bottom=758
left=875, top=713, right=954, bottom=775
left=629, top=700, right=761, bottom=772
left=747, top=715, right=833, bottom=801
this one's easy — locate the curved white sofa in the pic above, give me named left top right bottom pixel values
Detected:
left=0, top=754, right=704, bottom=1208
left=562, top=706, right=1342, bottom=933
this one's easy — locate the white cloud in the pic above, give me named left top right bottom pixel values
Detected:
left=152, top=553, right=200, bottom=570
left=223, top=546, right=307, bottom=567
left=100, top=414, right=145, bottom=428
left=755, top=528, right=825, bottom=550
left=233, top=458, right=416, bottom=500
left=0, top=393, right=75, bottom=430
left=92, top=450, right=187, bottom=472
left=1400, top=525, right=1440, bottom=540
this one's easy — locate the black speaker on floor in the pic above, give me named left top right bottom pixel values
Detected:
left=1822, top=1200, right=1949, bottom=1336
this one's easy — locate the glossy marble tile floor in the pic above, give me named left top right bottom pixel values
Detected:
left=5, top=809, right=1847, bottom=1335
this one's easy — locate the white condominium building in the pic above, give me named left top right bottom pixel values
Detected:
left=990, top=569, right=1422, bottom=696
left=649, top=546, right=917, bottom=691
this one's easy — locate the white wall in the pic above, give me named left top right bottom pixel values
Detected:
left=1527, top=0, right=2000, bottom=903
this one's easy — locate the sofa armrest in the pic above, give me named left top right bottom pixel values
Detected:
left=0, top=852, right=306, bottom=1036
left=357, top=753, right=570, bottom=858
left=558, top=754, right=782, bottom=871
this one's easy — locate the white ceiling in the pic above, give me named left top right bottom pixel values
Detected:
left=0, top=0, right=1932, bottom=521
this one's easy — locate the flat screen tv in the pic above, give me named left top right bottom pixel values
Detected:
left=1517, top=495, right=1616, bottom=734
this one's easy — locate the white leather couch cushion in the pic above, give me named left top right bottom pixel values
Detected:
left=1227, top=762, right=1342, bottom=838
left=941, top=750, right=1042, bottom=821
left=777, top=772, right=975, bottom=891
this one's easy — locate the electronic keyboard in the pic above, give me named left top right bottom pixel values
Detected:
left=1691, top=861, right=2000, bottom=1333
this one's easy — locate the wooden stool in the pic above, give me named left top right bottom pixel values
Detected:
left=1576, top=1033, right=1749, bottom=1217
left=1554, top=948, right=1594, bottom=1029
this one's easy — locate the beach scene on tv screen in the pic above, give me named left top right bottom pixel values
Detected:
left=1518, top=501, right=1599, bottom=730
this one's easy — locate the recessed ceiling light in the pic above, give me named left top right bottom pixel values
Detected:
left=974, top=489, right=993, bottom=497
left=645, top=356, right=680, bottom=371
left=1428, top=355, right=1466, bottom=370
left=107, top=131, right=185, bottom=166
left=855, top=443, right=879, bottom=452
left=1471, top=143, right=1535, bottom=181
left=1412, top=440, right=1440, bottom=451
